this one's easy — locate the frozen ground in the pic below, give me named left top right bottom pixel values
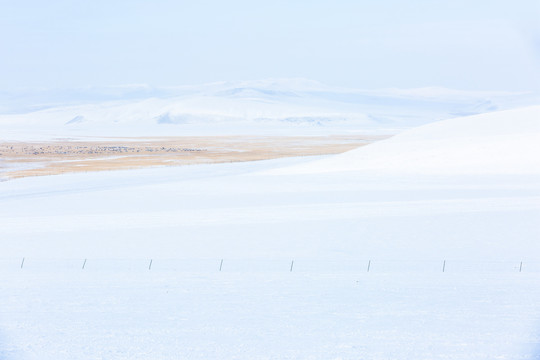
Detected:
left=1, top=106, right=540, bottom=359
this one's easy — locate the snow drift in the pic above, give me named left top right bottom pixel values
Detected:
left=270, top=106, right=540, bottom=175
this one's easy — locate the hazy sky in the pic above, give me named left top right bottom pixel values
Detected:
left=1, top=0, right=539, bottom=91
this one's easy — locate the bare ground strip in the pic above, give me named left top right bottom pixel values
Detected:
left=0, top=135, right=387, bottom=179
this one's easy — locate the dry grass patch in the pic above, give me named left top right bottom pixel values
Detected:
left=0, top=135, right=388, bottom=179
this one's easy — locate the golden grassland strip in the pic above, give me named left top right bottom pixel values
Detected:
left=0, top=135, right=389, bottom=179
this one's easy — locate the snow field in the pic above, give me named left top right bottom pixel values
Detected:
left=1, top=106, right=540, bottom=358
left=2, top=271, right=540, bottom=360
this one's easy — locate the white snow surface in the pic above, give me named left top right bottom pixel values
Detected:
left=269, top=106, right=540, bottom=175
left=1, top=106, right=540, bottom=359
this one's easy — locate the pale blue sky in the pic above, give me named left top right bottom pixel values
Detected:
left=1, top=0, right=539, bottom=91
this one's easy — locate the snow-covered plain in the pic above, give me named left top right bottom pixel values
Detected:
left=1, top=106, right=540, bottom=359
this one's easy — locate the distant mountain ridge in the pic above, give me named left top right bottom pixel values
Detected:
left=0, top=79, right=538, bottom=140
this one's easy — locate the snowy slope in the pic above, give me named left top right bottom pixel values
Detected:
left=0, top=79, right=535, bottom=139
left=1, top=104, right=540, bottom=359
left=269, top=106, right=540, bottom=175
left=1, top=107, right=539, bottom=260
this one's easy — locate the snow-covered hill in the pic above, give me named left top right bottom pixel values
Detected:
left=270, top=105, right=540, bottom=175
left=1, top=79, right=536, bottom=140
left=1, top=96, right=540, bottom=359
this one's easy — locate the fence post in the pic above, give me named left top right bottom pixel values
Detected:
left=82, top=259, right=87, bottom=270
left=290, top=260, right=294, bottom=272
left=519, top=261, right=523, bottom=273
left=367, top=260, right=371, bottom=273
left=219, top=259, right=224, bottom=272
left=20, top=257, right=25, bottom=269
left=148, top=259, right=153, bottom=270
left=442, top=260, right=446, bottom=273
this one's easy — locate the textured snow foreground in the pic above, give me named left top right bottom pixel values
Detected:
left=1, top=106, right=540, bottom=359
